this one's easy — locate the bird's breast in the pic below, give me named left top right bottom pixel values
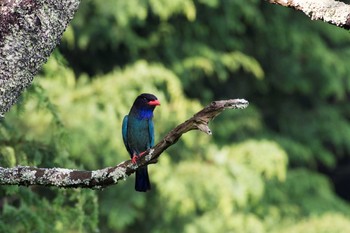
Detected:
left=127, top=118, right=151, bottom=154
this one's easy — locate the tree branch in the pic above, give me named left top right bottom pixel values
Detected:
left=0, top=99, right=249, bottom=189
left=0, top=0, right=81, bottom=117
left=267, top=0, right=350, bottom=30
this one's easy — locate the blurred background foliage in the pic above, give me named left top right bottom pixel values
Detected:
left=1, top=0, right=350, bottom=232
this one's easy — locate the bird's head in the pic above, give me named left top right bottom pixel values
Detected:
left=131, top=93, right=160, bottom=118
left=135, top=93, right=160, bottom=108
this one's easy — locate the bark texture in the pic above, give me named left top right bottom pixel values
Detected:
left=268, top=0, right=350, bottom=29
left=0, top=0, right=80, bottom=117
left=0, top=99, right=249, bottom=189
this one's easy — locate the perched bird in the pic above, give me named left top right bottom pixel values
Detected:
left=122, top=93, right=160, bottom=192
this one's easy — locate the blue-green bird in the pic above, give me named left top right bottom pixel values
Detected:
left=122, top=93, right=160, bottom=192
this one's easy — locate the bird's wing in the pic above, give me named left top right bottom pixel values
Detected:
left=122, top=115, right=132, bottom=155
left=148, top=119, right=155, bottom=148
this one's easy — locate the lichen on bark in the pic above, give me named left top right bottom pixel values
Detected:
left=0, top=0, right=81, bottom=117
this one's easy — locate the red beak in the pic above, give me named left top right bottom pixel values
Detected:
left=148, top=100, right=161, bottom=106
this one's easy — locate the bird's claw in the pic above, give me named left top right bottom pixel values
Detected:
left=139, top=151, right=147, bottom=157
left=131, top=151, right=148, bottom=164
left=131, top=155, right=139, bottom=164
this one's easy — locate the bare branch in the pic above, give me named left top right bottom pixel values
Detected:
left=0, top=99, right=249, bottom=189
left=267, top=0, right=350, bottom=29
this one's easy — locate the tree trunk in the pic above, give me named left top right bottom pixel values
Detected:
left=0, top=0, right=80, bottom=117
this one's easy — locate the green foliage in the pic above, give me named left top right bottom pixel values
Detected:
left=3, top=0, right=350, bottom=232
left=0, top=113, right=98, bottom=232
left=184, top=212, right=265, bottom=233
left=0, top=146, right=16, bottom=167
left=277, top=213, right=350, bottom=233
left=0, top=188, right=98, bottom=233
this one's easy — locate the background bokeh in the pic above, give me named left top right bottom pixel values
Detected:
left=1, top=0, right=350, bottom=232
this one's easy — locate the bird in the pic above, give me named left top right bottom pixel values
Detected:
left=122, top=93, right=160, bottom=192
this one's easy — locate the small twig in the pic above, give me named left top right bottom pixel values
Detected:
left=0, top=99, right=249, bottom=189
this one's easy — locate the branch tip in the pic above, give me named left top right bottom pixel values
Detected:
left=197, top=123, right=212, bottom=135
left=224, top=99, right=249, bottom=109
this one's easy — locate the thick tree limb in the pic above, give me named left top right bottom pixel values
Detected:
left=0, top=0, right=80, bottom=117
left=0, top=99, right=249, bottom=189
left=267, top=0, right=350, bottom=29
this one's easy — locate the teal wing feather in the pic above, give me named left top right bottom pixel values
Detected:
left=148, top=119, right=155, bottom=148
left=122, top=115, right=132, bottom=155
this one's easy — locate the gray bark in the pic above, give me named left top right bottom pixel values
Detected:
left=0, top=0, right=80, bottom=117
left=0, top=99, right=248, bottom=189
left=268, top=0, right=350, bottom=29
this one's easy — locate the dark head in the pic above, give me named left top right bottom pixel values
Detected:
left=130, top=93, right=160, bottom=118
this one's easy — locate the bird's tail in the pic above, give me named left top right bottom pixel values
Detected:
left=135, top=166, right=151, bottom=192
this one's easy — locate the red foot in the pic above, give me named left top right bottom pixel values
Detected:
left=139, top=151, right=147, bottom=157
left=131, top=155, right=139, bottom=164
left=131, top=151, right=147, bottom=164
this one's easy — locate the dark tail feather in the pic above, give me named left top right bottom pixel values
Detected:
left=135, top=166, right=151, bottom=192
